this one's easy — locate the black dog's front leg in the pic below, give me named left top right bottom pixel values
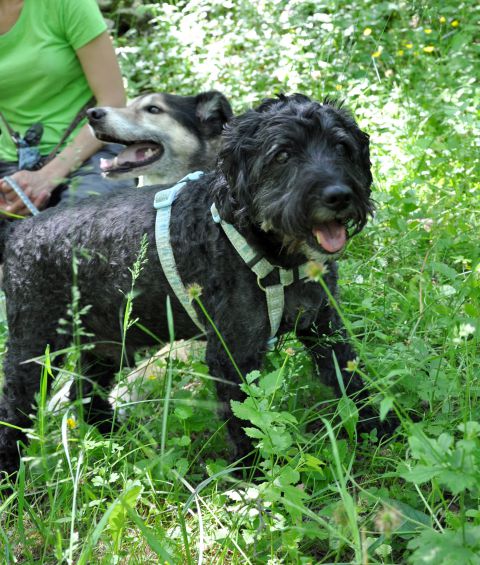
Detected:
left=68, top=351, right=118, bottom=434
left=297, top=309, right=387, bottom=434
left=205, top=335, right=264, bottom=462
left=298, top=310, right=361, bottom=393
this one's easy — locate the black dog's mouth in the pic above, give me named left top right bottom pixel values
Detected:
left=98, top=138, right=164, bottom=174
left=311, top=220, right=347, bottom=254
left=263, top=216, right=352, bottom=256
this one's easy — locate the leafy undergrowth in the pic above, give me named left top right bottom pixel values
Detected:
left=1, top=0, right=479, bottom=563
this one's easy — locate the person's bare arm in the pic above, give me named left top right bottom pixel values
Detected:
left=0, top=31, right=126, bottom=215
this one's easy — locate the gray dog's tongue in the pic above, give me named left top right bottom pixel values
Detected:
left=312, top=221, right=346, bottom=253
left=100, top=143, right=161, bottom=172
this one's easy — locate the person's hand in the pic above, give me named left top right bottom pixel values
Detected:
left=0, top=169, right=56, bottom=216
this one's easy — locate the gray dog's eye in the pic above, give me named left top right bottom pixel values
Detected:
left=275, top=151, right=290, bottom=163
left=146, top=105, right=163, bottom=114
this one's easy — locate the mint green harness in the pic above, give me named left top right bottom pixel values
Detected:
left=154, top=172, right=312, bottom=347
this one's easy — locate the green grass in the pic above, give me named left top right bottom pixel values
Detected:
left=1, top=0, right=479, bottom=562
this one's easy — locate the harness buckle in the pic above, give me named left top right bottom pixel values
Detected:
left=154, top=171, right=205, bottom=210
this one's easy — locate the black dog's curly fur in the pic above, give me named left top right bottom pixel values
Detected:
left=0, top=94, right=382, bottom=477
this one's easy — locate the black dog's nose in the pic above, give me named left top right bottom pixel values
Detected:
left=87, top=107, right=107, bottom=121
left=322, top=185, right=353, bottom=210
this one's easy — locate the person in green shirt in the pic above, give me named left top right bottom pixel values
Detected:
left=0, top=0, right=134, bottom=216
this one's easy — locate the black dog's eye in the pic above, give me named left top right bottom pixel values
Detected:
left=145, top=105, right=163, bottom=114
left=335, top=142, right=348, bottom=155
left=275, top=150, right=290, bottom=164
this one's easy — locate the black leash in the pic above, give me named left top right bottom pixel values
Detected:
left=42, top=96, right=96, bottom=165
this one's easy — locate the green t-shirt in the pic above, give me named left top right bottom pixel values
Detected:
left=0, top=0, right=107, bottom=161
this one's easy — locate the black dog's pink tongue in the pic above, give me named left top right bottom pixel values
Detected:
left=312, top=221, right=347, bottom=253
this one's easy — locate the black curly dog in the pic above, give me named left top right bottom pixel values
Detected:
left=0, top=94, right=381, bottom=477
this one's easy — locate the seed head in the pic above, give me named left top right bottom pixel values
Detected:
left=306, top=261, right=329, bottom=281
left=374, top=505, right=402, bottom=536
left=187, top=283, right=203, bottom=301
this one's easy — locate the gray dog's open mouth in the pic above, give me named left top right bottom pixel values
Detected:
left=311, top=220, right=347, bottom=253
left=100, top=142, right=164, bottom=174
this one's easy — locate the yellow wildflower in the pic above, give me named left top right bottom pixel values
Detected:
left=423, top=45, right=435, bottom=53
left=372, top=49, right=382, bottom=58
left=397, top=49, right=404, bottom=56
left=451, top=20, right=459, bottom=27
left=405, top=42, right=413, bottom=49
left=424, top=28, right=432, bottom=34
left=67, top=417, right=77, bottom=430
left=335, top=84, right=343, bottom=91
left=346, top=358, right=359, bottom=372
left=363, top=27, right=372, bottom=36
left=439, top=16, right=446, bottom=23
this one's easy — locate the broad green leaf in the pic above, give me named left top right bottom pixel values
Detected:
left=338, top=396, right=358, bottom=440
left=259, top=369, right=284, bottom=395
left=400, top=464, right=440, bottom=484
left=380, top=396, right=394, bottom=421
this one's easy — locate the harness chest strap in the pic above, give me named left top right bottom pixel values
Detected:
left=154, top=172, right=311, bottom=344
left=154, top=171, right=206, bottom=333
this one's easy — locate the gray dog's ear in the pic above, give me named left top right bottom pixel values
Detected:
left=195, top=91, right=233, bottom=137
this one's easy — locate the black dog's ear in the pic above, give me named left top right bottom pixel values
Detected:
left=214, top=110, right=263, bottom=223
left=356, top=128, right=373, bottom=191
left=195, top=91, right=233, bottom=137
left=358, top=129, right=373, bottom=192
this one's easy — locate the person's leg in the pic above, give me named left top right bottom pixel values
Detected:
left=52, top=144, right=136, bottom=206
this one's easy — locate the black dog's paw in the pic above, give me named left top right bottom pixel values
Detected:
left=0, top=425, right=25, bottom=481
left=0, top=453, right=21, bottom=484
left=357, top=404, right=400, bottom=439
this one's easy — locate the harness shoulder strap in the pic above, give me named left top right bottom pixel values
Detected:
left=154, top=172, right=205, bottom=333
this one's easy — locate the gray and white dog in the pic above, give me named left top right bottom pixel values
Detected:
left=87, top=90, right=233, bottom=186
left=0, top=94, right=385, bottom=477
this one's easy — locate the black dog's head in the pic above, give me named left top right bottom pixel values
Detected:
left=212, top=93, right=373, bottom=257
